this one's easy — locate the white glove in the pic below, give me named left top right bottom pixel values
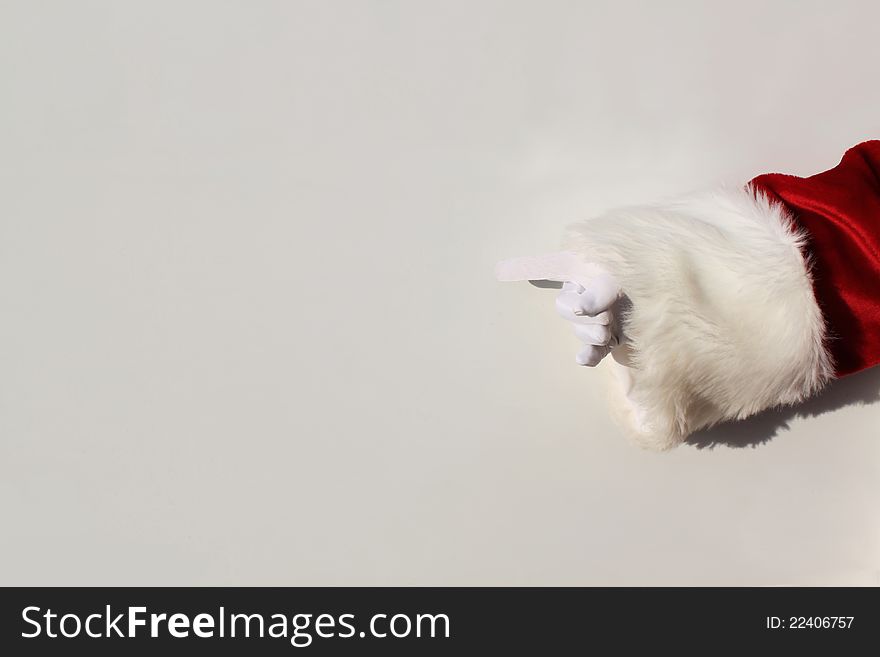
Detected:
left=555, top=278, right=624, bottom=367
left=495, top=251, right=624, bottom=367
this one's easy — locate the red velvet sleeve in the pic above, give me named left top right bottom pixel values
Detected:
left=750, top=140, right=880, bottom=377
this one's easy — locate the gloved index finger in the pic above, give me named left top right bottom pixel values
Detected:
left=495, top=251, right=611, bottom=291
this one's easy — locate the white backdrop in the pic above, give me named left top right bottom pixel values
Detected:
left=2, top=0, right=879, bottom=585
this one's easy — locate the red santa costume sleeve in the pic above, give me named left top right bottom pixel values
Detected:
left=751, top=140, right=880, bottom=378
left=559, top=140, right=880, bottom=449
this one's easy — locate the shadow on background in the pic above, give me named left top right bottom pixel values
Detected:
left=687, top=367, right=880, bottom=449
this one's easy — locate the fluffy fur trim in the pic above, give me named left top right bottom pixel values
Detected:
left=563, top=186, right=834, bottom=450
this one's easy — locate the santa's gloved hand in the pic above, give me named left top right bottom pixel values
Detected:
left=495, top=253, right=626, bottom=368
left=555, top=278, right=624, bottom=367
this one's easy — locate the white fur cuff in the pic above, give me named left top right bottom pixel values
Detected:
left=563, top=186, right=834, bottom=449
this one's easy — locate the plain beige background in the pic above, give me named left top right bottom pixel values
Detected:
left=1, top=0, right=879, bottom=585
